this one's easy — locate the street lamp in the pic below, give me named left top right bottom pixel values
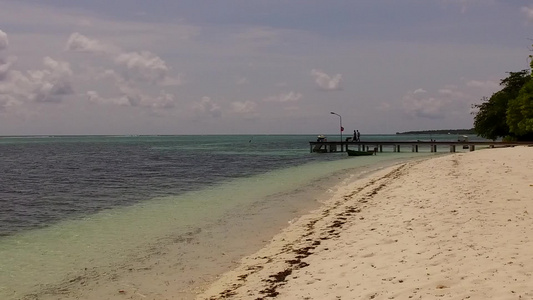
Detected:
left=330, top=111, right=343, bottom=142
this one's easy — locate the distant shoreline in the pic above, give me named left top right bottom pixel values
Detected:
left=396, top=129, right=475, bottom=135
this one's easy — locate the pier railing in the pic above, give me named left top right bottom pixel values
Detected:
left=309, top=141, right=533, bottom=153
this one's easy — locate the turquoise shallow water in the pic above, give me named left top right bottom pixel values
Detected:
left=0, top=134, right=482, bottom=299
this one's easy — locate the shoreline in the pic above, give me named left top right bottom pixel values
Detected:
left=5, top=153, right=429, bottom=300
left=198, top=146, right=533, bottom=299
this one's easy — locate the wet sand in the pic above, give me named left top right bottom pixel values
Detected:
left=199, top=146, right=533, bottom=299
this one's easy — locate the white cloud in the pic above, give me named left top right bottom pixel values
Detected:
left=99, top=68, right=122, bottom=82
left=192, top=96, right=222, bottom=118
left=145, top=91, right=176, bottom=109
left=0, top=56, right=74, bottom=104
left=65, top=32, right=117, bottom=54
left=87, top=90, right=129, bottom=106
left=438, top=87, right=466, bottom=98
left=64, top=33, right=181, bottom=111
left=0, top=70, right=29, bottom=96
left=311, top=69, right=342, bottom=91
left=0, top=29, right=8, bottom=51
left=89, top=81, right=176, bottom=109
left=66, top=33, right=181, bottom=87
left=0, top=30, right=11, bottom=81
left=30, top=57, right=74, bottom=102
left=0, top=94, right=23, bottom=111
left=263, top=91, right=302, bottom=103
left=115, top=81, right=154, bottom=108
left=231, top=100, right=257, bottom=114
left=401, top=83, right=478, bottom=120
left=115, top=51, right=180, bottom=86
left=0, top=60, right=24, bottom=110
left=402, top=88, right=451, bottom=119
left=0, top=58, right=13, bottom=81
left=522, top=6, right=533, bottom=23
left=403, top=95, right=446, bottom=119
left=86, top=67, right=179, bottom=110
left=43, top=57, right=73, bottom=77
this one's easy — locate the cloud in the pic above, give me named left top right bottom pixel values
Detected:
left=115, top=80, right=177, bottom=109
left=65, top=32, right=117, bottom=54
left=192, top=96, right=222, bottom=118
left=311, top=69, right=342, bottom=91
left=145, top=91, right=176, bottom=109
left=88, top=82, right=176, bottom=109
left=115, top=51, right=180, bottom=86
left=403, top=96, right=446, bottom=119
left=0, top=94, right=23, bottom=111
left=86, top=67, right=179, bottom=110
left=438, top=86, right=467, bottom=98
left=231, top=100, right=257, bottom=114
left=263, top=91, right=302, bottom=103
left=66, top=33, right=181, bottom=86
left=30, top=57, right=74, bottom=102
left=401, top=83, right=477, bottom=120
left=0, top=56, right=74, bottom=104
left=0, top=29, right=8, bottom=51
left=0, top=30, right=11, bottom=81
left=87, top=90, right=129, bottom=106
left=0, top=58, right=13, bottom=81
left=64, top=33, right=181, bottom=112
left=521, top=6, right=533, bottom=23
left=402, top=89, right=449, bottom=119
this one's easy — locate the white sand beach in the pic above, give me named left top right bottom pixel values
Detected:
left=198, top=146, right=533, bottom=299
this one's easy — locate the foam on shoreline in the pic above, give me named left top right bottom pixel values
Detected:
left=198, top=146, right=533, bottom=299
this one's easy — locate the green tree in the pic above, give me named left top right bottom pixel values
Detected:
left=501, top=70, right=531, bottom=98
left=472, top=70, right=531, bottom=140
left=507, top=79, right=533, bottom=139
left=473, top=94, right=510, bottom=140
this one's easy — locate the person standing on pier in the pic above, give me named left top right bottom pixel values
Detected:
left=356, top=130, right=361, bottom=141
left=353, top=130, right=357, bottom=141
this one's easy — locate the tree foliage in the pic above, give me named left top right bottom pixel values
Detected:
left=473, top=94, right=510, bottom=140
left=507, top=80, right=533, bottom=139
left=472, top=70, right=532, bottom=140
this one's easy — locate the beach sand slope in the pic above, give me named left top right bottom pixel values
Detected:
left=198, top=146, right=533, bottom=299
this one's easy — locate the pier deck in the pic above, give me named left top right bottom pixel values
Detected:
left=309, top=141, right=533, bottom=153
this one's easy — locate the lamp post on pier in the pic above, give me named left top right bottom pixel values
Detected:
left=330, top=111, right=343, bottom=142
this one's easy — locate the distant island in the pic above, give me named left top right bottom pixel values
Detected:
left=396, top=129, right=476, bottom=135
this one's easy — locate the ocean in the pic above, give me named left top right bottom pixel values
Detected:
left=0, top=134, right=480, bottom=299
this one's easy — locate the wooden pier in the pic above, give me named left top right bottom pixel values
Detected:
left=310, top=140, right=533, bottom=153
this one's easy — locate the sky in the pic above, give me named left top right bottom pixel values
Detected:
left=0, top=0, right=532, bottom=135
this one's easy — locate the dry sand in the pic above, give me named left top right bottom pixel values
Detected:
left=198, top=146, right=533, bottom=300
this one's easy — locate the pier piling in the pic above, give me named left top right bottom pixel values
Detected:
left=309, top=140, right=530, bottom=153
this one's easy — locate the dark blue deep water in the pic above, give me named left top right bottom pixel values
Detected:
left=0, top=135, right=345, bottom=236
left=0, top=133, right=484, bottom=237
